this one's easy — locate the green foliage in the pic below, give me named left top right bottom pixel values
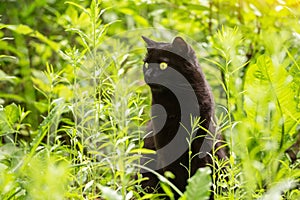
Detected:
left=0, top=0, right=300, bottom=199
left=0, top=144, right=69, bottom=200
left=99, top=186, right=123, bottom=200
left=21, top=152, right=69, bottom=200
left=0, top=103, right=31, bottom=141
left=180, top=167, right=212, bottom=200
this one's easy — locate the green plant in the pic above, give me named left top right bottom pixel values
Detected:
left=0, top=0, right=300, bottom=199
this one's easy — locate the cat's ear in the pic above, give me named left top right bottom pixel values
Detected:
left=172, top=37, right=189, bottom=53
left=142, top=36, right=157, bottom=47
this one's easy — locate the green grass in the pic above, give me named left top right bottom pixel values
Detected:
left=0, top=0, right=300, bottom=199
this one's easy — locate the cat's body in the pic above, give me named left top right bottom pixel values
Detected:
left=142, top=37, right=226, bottom=198
left=140, top=36, right=227, bottom=198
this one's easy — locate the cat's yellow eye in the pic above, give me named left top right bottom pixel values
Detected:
left=144, top=62, right=149, bottom=69
left=160, top=62, right=168, bottom=70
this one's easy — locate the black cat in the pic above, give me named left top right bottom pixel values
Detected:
left=140, top=36, right=227, bottom=199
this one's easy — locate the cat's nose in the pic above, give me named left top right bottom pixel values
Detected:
left=144, top=63, right=161, bottom=83
left=144, top=68, right=154, bottom=83
left=145, top=68, right=154, bottom=78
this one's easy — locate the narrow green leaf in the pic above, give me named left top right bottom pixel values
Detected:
left=184, top=3, right=209, bottom=11
left=0, top=55, right=17, bottom=62
left=130, top=148, right=156, bottom=154
left=0, top=69, right=17, bottom=82
left=0, top=93, right=25, bottom=102
left=160, top=182, right=174, bottom=199
left=4, top=24, right=60, bottom=51
left=65, top=1, right=90, bottom=16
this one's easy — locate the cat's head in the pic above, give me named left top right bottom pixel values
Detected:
left=142, top=36, right=199, bottom=92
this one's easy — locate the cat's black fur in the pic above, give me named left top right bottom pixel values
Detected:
left=140, top=36, right=227, bottom=199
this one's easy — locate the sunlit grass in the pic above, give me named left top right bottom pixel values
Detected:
left=0, top=0, right=299, bottom=199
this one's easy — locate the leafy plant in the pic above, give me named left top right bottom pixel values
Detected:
left=180, top=167, right=212, bottom=200
left=0, top=0, right=299, bottom=199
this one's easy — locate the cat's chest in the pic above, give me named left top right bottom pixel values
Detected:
left=151, top=99, right=180, bottom=133
left=152, top=112, right=179, bottom=130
